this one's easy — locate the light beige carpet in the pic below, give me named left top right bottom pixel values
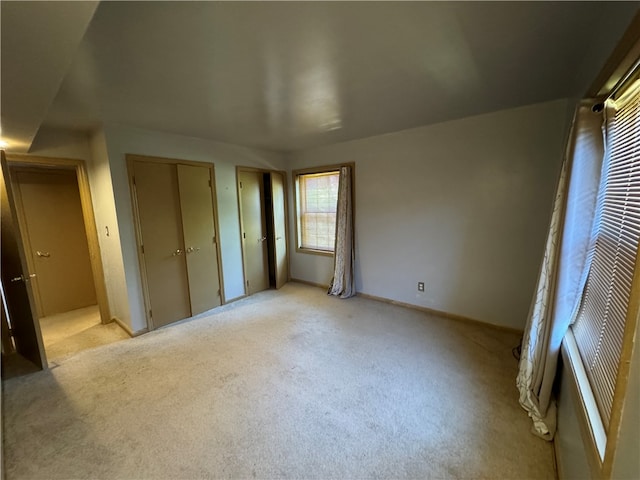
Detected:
left=2, top=283, right=555, bottom=479
left=39, top=305, right=129, bottom=362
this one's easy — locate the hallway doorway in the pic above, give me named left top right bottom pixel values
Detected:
left=1, top=155, right=115, bottom=373
left=12, top=167, right=97, bottom=316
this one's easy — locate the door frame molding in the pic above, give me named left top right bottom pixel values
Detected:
left=236, top=166, right=290, bottom=296
left=5, top=154, right=111, bottom=325
left=126, top=154, right=225, bottom=331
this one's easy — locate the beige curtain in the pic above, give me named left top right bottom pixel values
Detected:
left=328, top=166, right=355, bottom=298
left=516, top=101, right=605, bottom=439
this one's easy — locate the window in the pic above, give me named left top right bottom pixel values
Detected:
left=294, top=168, right=340, bottom=253
left=570, top=77, right=639, bottom=435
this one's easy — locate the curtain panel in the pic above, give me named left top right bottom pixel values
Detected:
left=516, top=101, right=605, bottom=439
left=328, top=165, right=355, bottom=298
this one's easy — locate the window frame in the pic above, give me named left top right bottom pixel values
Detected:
left=292, top=163, right=353, bottom=256
left=561, top=68, right=640, bottom=478
left=562, top=265, right=639, bottom=477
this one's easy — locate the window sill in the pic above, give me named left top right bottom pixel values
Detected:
left=296, top=247, right=335, bottom=257
left=561, top=330, right=607, bottom=472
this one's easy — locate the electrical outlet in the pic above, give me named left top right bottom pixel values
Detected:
left=418, top=282, right=425, bottom=292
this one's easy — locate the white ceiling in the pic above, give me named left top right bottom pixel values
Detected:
left=1, top=1, right=99, bottom=151
left=3, top=2, right=638, bottom=153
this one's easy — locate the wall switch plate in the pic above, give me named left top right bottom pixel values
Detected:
left=418, top=282, right=425, bottom=292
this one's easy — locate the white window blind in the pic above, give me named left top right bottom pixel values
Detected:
left=571, top=78, right=640, bottom=430
left=298, top=171, right=339, bottom=252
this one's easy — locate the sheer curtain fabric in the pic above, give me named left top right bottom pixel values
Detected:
left=328, top=165, right=355, bottom=298
left=517, top=102, right=605, bottom=439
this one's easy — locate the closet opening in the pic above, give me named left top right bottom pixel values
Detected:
left=263, top=172, right=277, bottom=289
left=237, top=167, right=288, bottom=296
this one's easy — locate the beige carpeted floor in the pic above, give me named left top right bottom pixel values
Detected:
left=1, top=305, right=130, bottom=379
left=40, top=305, right=130, bottom=362
left=2, top=283, right=556, bottom=479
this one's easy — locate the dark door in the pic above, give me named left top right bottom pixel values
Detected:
left=0, top=152, right=46, bottom=369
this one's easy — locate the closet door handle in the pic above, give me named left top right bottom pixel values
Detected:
left=172, top=249, right=183, bottom=256
left=186, top=246, right=200, bottom=253
left=258, top=236, right=267, bottom=243
left=36, top=251, right=51, bottom=258
left=11, top=274, right=36, bottom=283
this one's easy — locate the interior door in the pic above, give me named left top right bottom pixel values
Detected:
left=0, top=153, right=46, bottom=369
left=177, top=164, right=222, bottom=315
left=239, top=170, right=269, bottom=295
left=13, top=169, right=97, bottom=316
left=270, top=172, right=288, bottom=289
left=133, top=161, right=190, bottom=328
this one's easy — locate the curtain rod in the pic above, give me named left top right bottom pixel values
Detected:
left=609, top=58, right=640, bottom=101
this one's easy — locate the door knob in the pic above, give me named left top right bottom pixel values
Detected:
left=186, top=246, right=200, bottom=253
left=258, top=236, right=267, bottom=243
left=172, top=249, right=183, bottom=256
left=36, top=251, right=51, bottom=258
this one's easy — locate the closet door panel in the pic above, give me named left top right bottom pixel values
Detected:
left=177, top=164, right=221, bottom=315
left=238, top=170, right=269, bottom=294
left=271, top=172, right=288, bottom=289
left=133, top=161, right=190, bottom=328
left=15, top=170, right=97, bottom=316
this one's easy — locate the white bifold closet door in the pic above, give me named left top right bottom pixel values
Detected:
left=238, top=170, right=269, bottom=295
left=177, top=164, right=221, bottom=315
left=132, top=160, right=222, bottom=329
left=270, top=171, right=288, bottom=289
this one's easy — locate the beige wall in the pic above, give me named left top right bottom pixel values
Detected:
left=101, top=124, right=287, bottom=333
left=87, top=129, right=131, bottom=329
left=288, top=99, right=570, bottom=330
left=25, top=125, right=287, bottom=334
left=16, top=127, right=132, bottom=330
left=28, top=127, right=92, bottom=160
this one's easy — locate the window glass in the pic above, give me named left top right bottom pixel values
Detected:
left=297, top=171, right=339, bottom=252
